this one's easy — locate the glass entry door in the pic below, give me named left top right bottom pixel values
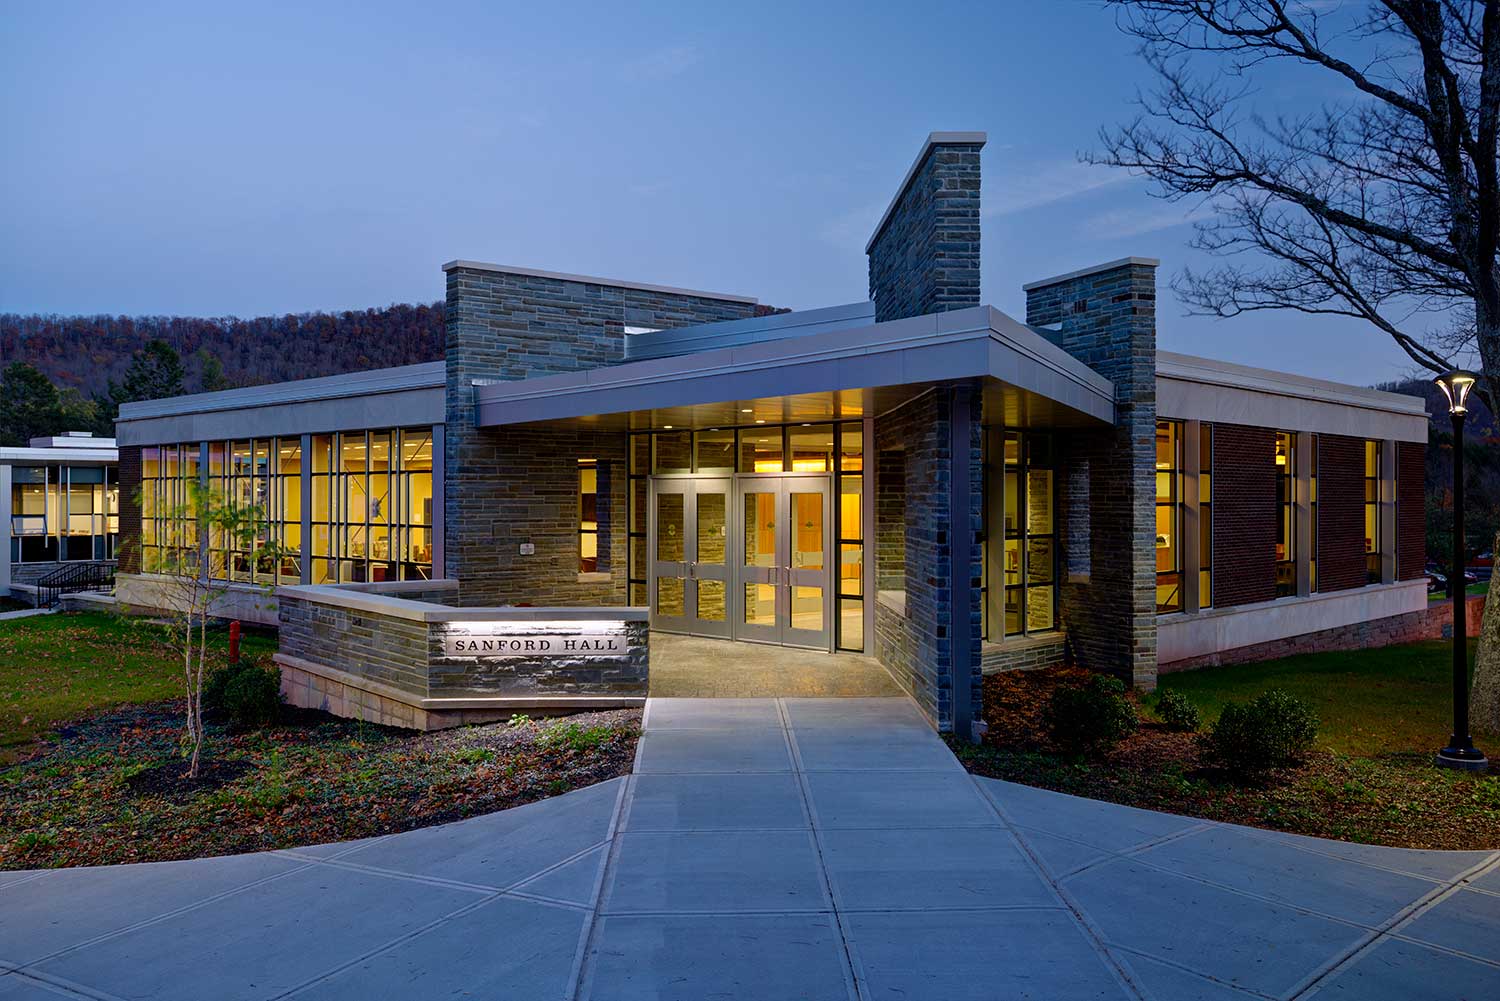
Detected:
left=735, top=475, right=831, bottom=649
left=648, top=477, right=731, bottom=638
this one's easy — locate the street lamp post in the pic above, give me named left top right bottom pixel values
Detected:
left=1434, top=370, right=1487, bottom=772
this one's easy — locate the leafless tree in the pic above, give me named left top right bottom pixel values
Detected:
left=1092, top=0, right=1499, bottom=407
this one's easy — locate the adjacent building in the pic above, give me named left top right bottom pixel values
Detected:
left=1, top=432, right=120, bottom=601
left=112, top=132, right=1429, bottom=735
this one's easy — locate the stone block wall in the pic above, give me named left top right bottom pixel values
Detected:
left=1317, top=434, right=1367, bottom=593
left=278, top=592, right=432, bottom=697
left=1026, top=260, right=1158, bottom=689
left=875, top=448, right=906, bottom=590
left=872, top=387, right=982, bottom=731
left=1397, top=441, right=1426, bottom=580
left=867, top=137, right=984, bottom=322
left=1211, top=424, right=1277, bottom=608
left=1163, top=595, right=1486, bottom=672
left=981, top=634, right=1067, bottom=674
left=443, top=264, right=764, bottom=604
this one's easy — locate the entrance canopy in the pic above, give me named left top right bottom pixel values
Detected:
left=473, top=305, right=1114, bottom=431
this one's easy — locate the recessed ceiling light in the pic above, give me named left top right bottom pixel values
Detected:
left=663, top=425, right=673, bottom=429
left=755, top=419, right=766, bottom=424
left=741, top=408, right=753, bottom=413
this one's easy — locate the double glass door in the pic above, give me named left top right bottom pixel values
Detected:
left=649, top=474, right=830, bottom=649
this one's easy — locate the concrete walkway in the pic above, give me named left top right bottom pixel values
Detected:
left=1, top=697, right=1497, bottom=1000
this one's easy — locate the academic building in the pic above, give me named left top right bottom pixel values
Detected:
left=112, top=133, right=1429, bottom=737
left=1, top=433, right=120, bottom=602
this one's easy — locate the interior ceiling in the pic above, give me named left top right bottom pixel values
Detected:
left=508, top=380, right=1111, bottom=432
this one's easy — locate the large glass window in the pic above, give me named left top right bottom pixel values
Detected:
left=9, top=465, right=118, bottom=564
left=1155, top=421, right=1183, bottom=613
left=1365, top=439, right=1381, bottom=583
left=143, top=426, right=433, bottom=585
left=1309, top=436, right=1319, bottom=593
left=1275, top=432, right=1296, bottom=597
left=835, top=423, right=863, bottom=652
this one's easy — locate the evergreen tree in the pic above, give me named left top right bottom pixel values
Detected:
left=119, top=338, right=185, bottom=401
left=197, top=348, right=231, bottom=392
left=0, top=361, right=64, bottom=446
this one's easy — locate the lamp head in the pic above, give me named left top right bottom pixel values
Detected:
left=1435, top=370, right=1479, bottom=415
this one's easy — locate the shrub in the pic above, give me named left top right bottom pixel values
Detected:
left=537, top=721, right=613, bottom=753
left=1154, top=689, right=1201, bottom=732
left=1046, top=674, right=1138, bottom=756
left=204, top=660, right=282, bottom=729
left=1200, top=690, right=1319, bottom=777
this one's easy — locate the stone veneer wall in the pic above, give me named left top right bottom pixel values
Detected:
left=981, top=634, right=1067, bottom=674
left=866, top=138, right=983, bottom=323
left=1396, top=441, right=1427, bottom=580
left=1163, top=595, right=1486, bottom=673
left=443, top=265, right=764, bottom=607
left=1210, top=424, right=1278, bottom=608
left=1026, top=261, right=1159, bottom=689
left=872, top=388, right=983, bottom=731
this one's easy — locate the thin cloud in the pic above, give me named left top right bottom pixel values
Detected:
left=983, top=159, right=1131, bottom=218
left=623, top=45, right=701, bottom=82
left=1079, top=201, right=1214, bottom=240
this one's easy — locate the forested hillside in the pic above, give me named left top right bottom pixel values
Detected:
left=0, top=303, right=445, bottom=397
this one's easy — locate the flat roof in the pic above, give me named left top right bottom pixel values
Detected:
left=474, top=304, right=1115, bottom=432
left=441, top=261, right=759, bottom=305
left=1022, top=257, right=1161, bottom=292
left=1, top=445, right=117, bottom=464
left=865, top=132, right=988, bottom=254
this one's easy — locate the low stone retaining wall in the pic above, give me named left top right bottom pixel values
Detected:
left=982, top=632, right=1067, bottom=674
left=1161, top=594, right=1486, bottom=673
left=275, top=581, right=648, bottom=730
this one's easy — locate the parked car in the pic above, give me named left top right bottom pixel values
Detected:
left=1427, top=567, right=1480, bottom=594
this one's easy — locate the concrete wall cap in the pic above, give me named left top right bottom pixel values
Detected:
left=1021, top=257, right=1162, bottom=291
left=441, top=260, right=758, bottom=305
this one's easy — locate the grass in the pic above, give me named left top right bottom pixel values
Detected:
left=1154, top=640, right=1495, bottom=756
left=1427, top=581, right=1488, bottom=602
left=955, top=644, right=1500, bottom=850
left=0, top=611, right=277, bottom=763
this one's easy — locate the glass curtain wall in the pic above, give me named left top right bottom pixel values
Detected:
left=1364, top=440, right=1381, bottom=583
left=141, top=427, right=432, bottom=585
left=1275, top=432, right=1296, bottom=597
left=9, top=465, right=119, bottom=563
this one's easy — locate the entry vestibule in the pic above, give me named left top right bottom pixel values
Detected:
left=649, top=473, right=832, bottom=650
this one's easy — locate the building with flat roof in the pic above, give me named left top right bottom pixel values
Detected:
left=2, top=432, right=120, bottom=602
left=112, top=133, right=1429, bottom=736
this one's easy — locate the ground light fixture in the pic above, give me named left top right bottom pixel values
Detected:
left=1433, top=369, right=1487, bottom=771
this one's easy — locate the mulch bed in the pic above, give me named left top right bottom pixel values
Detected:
left=951, top=666, right=1500, bottom=851
left=0, top=701, right=640, bottom=870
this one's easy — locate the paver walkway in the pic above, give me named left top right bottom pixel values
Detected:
left=2, top=696, right=1498, bottom=1000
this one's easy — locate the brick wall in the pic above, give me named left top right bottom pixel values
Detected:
left=866, top=139, right=983, bottom=322
left=1163, top=595, right=1485, bottom=672
left=1211, top=424, right=1277, bottom=608
left=1318, top=434, right=1366, bottom=593
left=443, top=265, right=764, bottom=606
left=1397, top=440, right=1426, bottom=580
left=872, top=387, right=983, bottom=730
left=117, top=445, right=141, bottom=575
left=1026, top=260, right=1158, bottom=689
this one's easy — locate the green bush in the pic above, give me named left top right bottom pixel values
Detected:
left=1154, top=689, right=1201, bottom=732
left=1046, top=675, right=1138, bottom=756
left=204, top=660, right=282, bottom=729
left=1200, top=690, right=1319, bottom=776
left=537, top=721, right=613, bottom=753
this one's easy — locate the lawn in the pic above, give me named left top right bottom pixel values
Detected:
left=0, top=612, right=640, bottom=870
left=953, top=641, right=1500, bottom=850
left=0, top=611, right=276, bottom=763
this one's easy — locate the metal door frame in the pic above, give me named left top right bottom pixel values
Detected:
left=648, top=471, right=833, bottom=651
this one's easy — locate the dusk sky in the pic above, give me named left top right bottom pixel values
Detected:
left=1, top=0, right=1437, bottom=388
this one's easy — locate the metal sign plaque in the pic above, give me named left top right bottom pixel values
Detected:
left=442, top=623, right=628, bottom=658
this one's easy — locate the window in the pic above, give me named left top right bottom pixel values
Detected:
left=579, top=459, right=599, bottom=573
left=9, top=465, right=118, bottom=564
left=1155, top=421, right=1183, bottom=612
left=835, top=423, right=864, bottom=651
left=995, top=431, right=1056, bottom=637
left=1199, top=424, right=1212, bottom=609
left=1365, top=439, right=1381, bottom=584
left=1275, top=432, right=1296, bottom=597
left=144, top=426, right=433, bottom=586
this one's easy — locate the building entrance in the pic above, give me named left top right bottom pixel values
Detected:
left=648, top=473, right=831, bottom=649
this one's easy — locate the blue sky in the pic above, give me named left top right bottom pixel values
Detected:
left=0, top=0, right=1431, bottom=387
